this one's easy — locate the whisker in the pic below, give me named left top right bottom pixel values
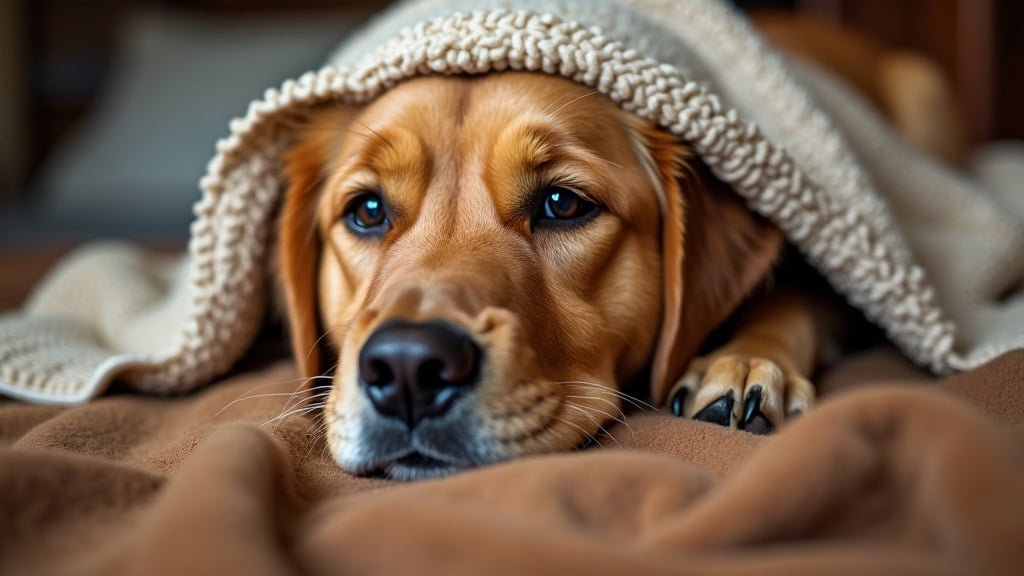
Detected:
left=304, top=425, right=330, bottom=460
left=330, top=101, right=397, bottom=153
left=563, top=403, right=623, bottom=449
left=593, top=156, right=624, bottom=170
left=321, top=438, right=334, bottom=463
left=292, top=123, right=376, bottom=143
left=275, top=370, right=341, bottom=421
left=274, top=387, right=327, bottom=423
left=266, top=373, right=337, bottom=427
left=542, top=90, right=600, bottom=117
left=560, top=393, right=620, bottom=411
left=306, top=316, right=356, bottom=366
left=232, top=390, right=329, bottom=405
left=214, top=382, right=333, bottom=417
left=561, top=395, right=632, bottom=431
left=263, top=402, right=326, bottom=429
left=306, top=325, right=340, bottom=364
left=272, top=394, right=330, bottom=416
left=559, top=380, right=657, bottom=412
left=555, top=416, right=602, bottom=449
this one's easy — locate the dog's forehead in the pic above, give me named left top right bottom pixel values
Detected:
left=337, top=72, right=659, bottom=229
left=358, top=73, right=630, bottom=150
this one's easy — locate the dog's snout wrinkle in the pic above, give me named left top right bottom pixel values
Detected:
left=358, top=321, right=481, bottom=427
left=418, top=280, right=482, bottom=317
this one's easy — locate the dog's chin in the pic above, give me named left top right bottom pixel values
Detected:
left=331, top=402, right=503, bottom=481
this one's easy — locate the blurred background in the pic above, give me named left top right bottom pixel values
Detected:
left=0, top=0, right=1021, bottom=246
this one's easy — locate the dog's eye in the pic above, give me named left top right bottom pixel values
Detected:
left=345, top=193, right=389, bottom=234
left=537, top=187, right=599, bottom=226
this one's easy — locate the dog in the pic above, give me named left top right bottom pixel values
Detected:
left=276, top=15, right=962, bottom=480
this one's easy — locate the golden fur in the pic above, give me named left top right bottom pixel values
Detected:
left=276, top=16, right=961, bottom=479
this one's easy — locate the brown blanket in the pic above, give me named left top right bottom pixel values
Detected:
left=1, top=245, right=1020, bottom=576
left=2, top=344, right=1023, bottom=576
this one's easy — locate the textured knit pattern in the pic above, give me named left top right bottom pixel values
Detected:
left=0, top=0, right=1021, bottom=404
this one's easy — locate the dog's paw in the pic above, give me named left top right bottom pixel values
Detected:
left=668, top=354, right=814, bottom=434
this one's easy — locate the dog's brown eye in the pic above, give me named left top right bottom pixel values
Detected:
left=537, top=187, right=599, bottom=226
left=345, top=193, right=389, bottom=235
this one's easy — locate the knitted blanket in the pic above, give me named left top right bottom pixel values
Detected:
left=2, top=0, right=1023, bottom=404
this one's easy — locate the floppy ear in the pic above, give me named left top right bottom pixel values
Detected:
left=641, top=126, right=785, bottom=405
left=277, top=111, right=339, bottom=379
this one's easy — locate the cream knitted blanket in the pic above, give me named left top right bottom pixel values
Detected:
left=3, top=0, right=1023, bottom=405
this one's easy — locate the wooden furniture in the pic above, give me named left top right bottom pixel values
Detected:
left=786, top=0, right=1019, bottom=146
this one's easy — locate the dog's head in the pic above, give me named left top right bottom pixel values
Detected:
left=278, top=72, right=780, bottom=479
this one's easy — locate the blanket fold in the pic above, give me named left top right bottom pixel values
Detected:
left=1, top=0, right=1023, bottom=406
left=2, top=350, right=1023, bottom=575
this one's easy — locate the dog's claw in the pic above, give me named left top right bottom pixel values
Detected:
left=739, top=385, right=773, bottom=435
left=670, top=387, right=687, bottom=417
left=741, top=385, right=762, bottom=423
left=694, top=392, right=734, bottom=426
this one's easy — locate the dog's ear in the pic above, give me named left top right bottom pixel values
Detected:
left=639, top=125, right=784, bottom=405
left=277, top=110, right=341, bottom=379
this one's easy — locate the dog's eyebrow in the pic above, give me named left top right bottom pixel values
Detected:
left=318, top=126, right=430, bottom=226
left=486, top=120, right=615, bottom=215
left=350, top=126, right=431, bottom=195
left=490, top=121, right=602, bottom=178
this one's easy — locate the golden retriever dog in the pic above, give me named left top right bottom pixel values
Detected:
left=277, top=15, right=961, bottom=480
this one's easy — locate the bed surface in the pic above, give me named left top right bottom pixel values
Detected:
left=1, top=250, right=1022, bottom=575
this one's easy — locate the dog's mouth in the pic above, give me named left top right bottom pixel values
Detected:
left=374, top=450, right=465, bottom=481
left=395, top=451, right=448, bottom=469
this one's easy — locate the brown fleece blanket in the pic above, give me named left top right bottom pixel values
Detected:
left=1, top=247, right=1022, bottom=575
left=2, top=344, right=1023, bottom=576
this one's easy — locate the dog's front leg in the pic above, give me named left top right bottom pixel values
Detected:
left=667, top=291, right=820, bottom=434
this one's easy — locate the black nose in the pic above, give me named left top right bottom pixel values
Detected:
left=358, top=321, right=481, bottom=427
